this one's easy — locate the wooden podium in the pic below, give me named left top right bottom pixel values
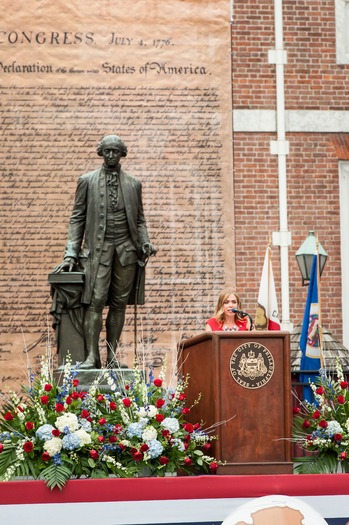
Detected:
left=178, top=331, right=293, bottom=475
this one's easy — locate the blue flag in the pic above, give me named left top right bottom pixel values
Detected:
left=299, top=254, right=321, bottom=401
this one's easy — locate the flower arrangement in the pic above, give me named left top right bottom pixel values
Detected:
left=293, top=360, right=349, bottom=473
left=0, top=354, right=221, bottom=489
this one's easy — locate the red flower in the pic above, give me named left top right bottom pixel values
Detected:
left=23, top=441, right=34, bottom=453
left=0, top=444, right=3, bottom=453
left=40, top=396, right=49, bottom=405
left=109, top=401, right=117, bottom=411
left=340, top=381, right=348, bottom=389
left=25, top=421, right=34, bottom=431
left=133, top=451, right=143, bottom=461
left=337, top=395, right=346, bottom=405
left=55, top=403, right=65, bottom=413
left=183, top=434, right=191, bottom=442
left=125, top=384, right=130, bottom=390
left=154, top=378, right=163, bottom=387
left=98, top=435, right=105, bottom=443
left=202, top=442, right=211, bottom=451
left=209, top=461, right=218, bottom=472
left=98, top=417, right=107, bottom=425
left=183, top=423, right=194, bottom=433
left=302, top=420, right=311, bottom=429
left=17, top=406, right=24, bottom=413
left=162, top=429, right=171, bottom=438
left=81, top=409, right=90, bottom=419
left=339, top=451, right=347, bottom=460
left=312, top=410, right=321, bottom=419
left=159, top=456, right=170, bottom=465
left=109, top=436, right=117, bottom=443
left=334, top=433, right=343, bottom=442
left=315, top=386, right=324, bottom=395
left=97, top=394, right=105, bottom=402
left=122, top=398, right=131, bottom=408
left=319, top=420, right=328, bottom=429
left=71, top=392, right=79, bottom=400
left=65, top=396, right=72, bottom=405
left=118, top=443, right=126, bottom=451
left=89, top=450, right=99, bottom=460
left=113, top=424, right=123, bottom=434
left=72, top=379, right=79, bottom=387
left=155, top=399, right=165, bottom=408
left=184, top=457, right=193, bottom=466
left=193, top=423, right=201, bottom=430
left=182, top=407, right=190, bottom=415
left=44, top=384, right=52, bottom=392
left=140, top=444, right=149, bottom=452
left=156, top=414, right=165, bottom=422
left=292, top=407, right=300, bottom=415
left=42, top=452, right=50, bottom=462
left=4, top=411, right=13, bottom=421
left=52, top=429, right=60, bottom=437
left=178, top=394, right=186, bottom=401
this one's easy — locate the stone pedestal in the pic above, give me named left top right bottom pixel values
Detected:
left=53, top=366, right=140, bottom=392
left=48, top=271, right=85, bottom=366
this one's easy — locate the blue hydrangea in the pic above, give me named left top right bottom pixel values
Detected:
left=62, top=433, right=81, bottom=451
left=126, top=422, right=143, bottom=439
left=79, top=419, right=92, bottom=432
left=147, top=439, right=164, bottom=458
left=36, top=424, right=55, bottom=441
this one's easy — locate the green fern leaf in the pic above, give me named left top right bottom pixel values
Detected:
left=40, top=464, right=72, bottom=491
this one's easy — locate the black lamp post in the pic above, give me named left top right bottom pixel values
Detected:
left=295, top=230, right=328, bottom=286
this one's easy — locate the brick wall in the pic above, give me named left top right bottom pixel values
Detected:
left=232, top=0, right=348, bottom=342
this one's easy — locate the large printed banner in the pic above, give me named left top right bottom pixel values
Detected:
left=0, top=475, right=348, bottom=524
left=0, top=0, right=234, bottom=387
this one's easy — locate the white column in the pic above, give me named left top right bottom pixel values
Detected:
left=269, top=0, right=293, bottom=331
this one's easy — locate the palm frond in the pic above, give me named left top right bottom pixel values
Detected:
left=40, top=464, right=72, bottom=491
left=294, top=452, right=339, bottom=474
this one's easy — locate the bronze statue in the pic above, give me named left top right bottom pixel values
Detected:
left=54, top=135, right=156, bottom=369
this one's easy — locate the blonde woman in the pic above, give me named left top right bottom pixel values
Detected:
left=205, top=288, right=253, bottom=332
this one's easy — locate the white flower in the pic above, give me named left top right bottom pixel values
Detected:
left=74, top=429, right=92, bottom=446
left=55, top=413, right=79, bottom=433
left=161, top=417, right=180, bottom=434
left=138, top=405, right=157, bottom=418
left=142, top=426, right=157, bottom=442
left=43, top=437, right=63, bottom=455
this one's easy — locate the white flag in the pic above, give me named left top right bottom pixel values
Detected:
left=255, top=247, right=281, bottom=330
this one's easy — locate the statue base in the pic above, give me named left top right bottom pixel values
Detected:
left=53, top=366, right=140, bottom=392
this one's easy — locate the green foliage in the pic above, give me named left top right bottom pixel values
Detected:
left=40, top=464, right=73, bottom=491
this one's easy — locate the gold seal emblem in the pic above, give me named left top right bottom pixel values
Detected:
left=230, top=342, right=274, bottom=389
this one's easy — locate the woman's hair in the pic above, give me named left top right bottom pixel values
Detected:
left=214, top=288, right=242, bottom=324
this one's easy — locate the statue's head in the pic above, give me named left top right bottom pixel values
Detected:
left=97, top=135, right=128, bottom=158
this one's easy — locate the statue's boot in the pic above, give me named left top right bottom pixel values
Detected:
left=80, top=309, right=102, bottom=369
left=105, top=307, right=125, bottom=368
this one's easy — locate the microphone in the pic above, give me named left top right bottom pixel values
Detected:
left=229, top=308, right=248, bottom=316
left=229, top=308, right=254, bottom=331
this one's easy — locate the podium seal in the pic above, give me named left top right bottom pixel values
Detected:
left=230, top=342, right=274, bottom=389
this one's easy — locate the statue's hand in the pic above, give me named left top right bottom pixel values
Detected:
left=52, top=257, right=76, bottom=273
left=141, top=242, right=157, bottom=257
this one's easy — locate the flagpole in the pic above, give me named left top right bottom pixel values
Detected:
left=316, top=233, right=325, bottom=369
